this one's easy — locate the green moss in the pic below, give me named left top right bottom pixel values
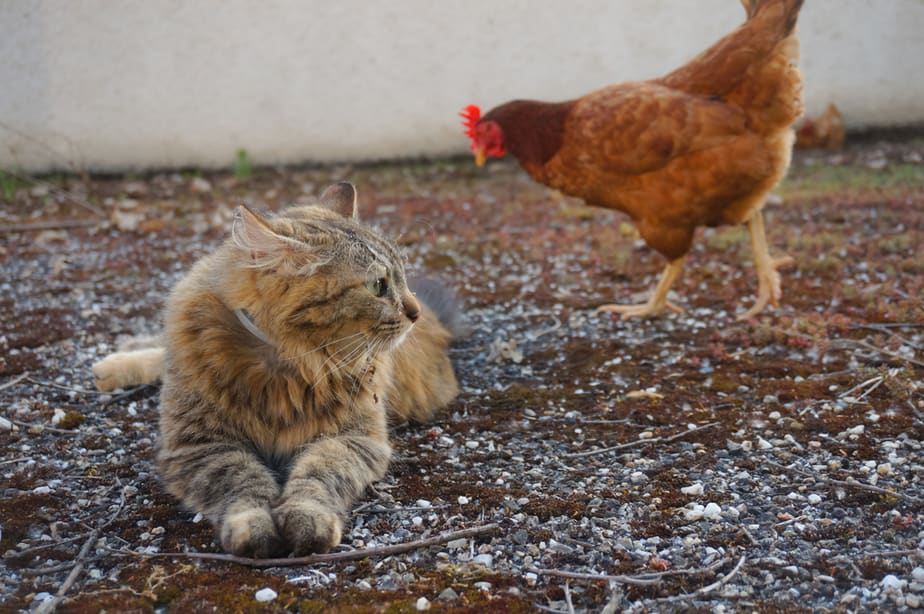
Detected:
left=780, top=163, right=924, bottom=198
left=57, top=411, right=87, bottom=430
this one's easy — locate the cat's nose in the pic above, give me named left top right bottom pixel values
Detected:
left=403, top=296, right=420, bottom=323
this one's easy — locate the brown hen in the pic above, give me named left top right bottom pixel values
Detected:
left=463, top=0, right=804, bottom=319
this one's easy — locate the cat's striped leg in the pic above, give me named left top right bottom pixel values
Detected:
left=158, top=439, right=284, bottom=558
left=275, top=434, right=391, bottom=555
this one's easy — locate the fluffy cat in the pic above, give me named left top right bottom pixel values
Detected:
left=93, top=182, right=459, bottom=557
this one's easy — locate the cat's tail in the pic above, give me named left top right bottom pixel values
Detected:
left=92, top=334, right=165, bottom=391
left=410, top=278, right=467, bottom=339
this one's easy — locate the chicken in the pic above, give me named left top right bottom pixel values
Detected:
left=796, top=103, right=845, bottom=151
left=461, top=0, right=804, bottom=319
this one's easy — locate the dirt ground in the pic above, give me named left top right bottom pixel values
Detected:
left=1, top=134, right=923, bottom=613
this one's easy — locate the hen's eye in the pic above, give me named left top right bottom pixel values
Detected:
left=369, top=277, right=388, bottom=298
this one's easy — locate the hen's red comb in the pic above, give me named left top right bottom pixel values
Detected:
left=460, top=104, right=481, bottom=139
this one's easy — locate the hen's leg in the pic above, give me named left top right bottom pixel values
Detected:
left=739, top=210, right=794, bottom=320
left=597, top=257, right=685, bottom=319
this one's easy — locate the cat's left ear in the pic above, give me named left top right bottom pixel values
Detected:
left=232, top=205, right=293, bottom=260
left=319, top=182, right=359, bottom=220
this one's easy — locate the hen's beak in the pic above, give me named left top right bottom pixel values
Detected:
left=474, top=148, right=486, bottom=167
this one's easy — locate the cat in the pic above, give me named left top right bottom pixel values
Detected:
left=92, top=182, right=460, bottom=557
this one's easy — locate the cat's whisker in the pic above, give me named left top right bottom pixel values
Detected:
left=283, top=330, right=367, bottom=363
left=314, top=336, right=371, bottom=379
left=324, top=342, right=370, bottom=378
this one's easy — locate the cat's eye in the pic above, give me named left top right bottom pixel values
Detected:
left=369, top=277, right=389, bottom=298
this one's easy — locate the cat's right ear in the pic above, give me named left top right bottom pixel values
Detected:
left=319, top=182, right=359, bottom=220
left=232, top=205, right=291, bottom=262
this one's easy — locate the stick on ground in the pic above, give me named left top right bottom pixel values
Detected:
left=115, top=522, right=499, bottom=568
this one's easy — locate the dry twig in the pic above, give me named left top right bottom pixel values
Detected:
left=532, top=556, right=727, bottom=587
left=563, top=421, right=721, bottom=459
left=649, top=555, right=747, bottom=605
left=0, top=373, right=30, bottom=391
left=34, top=529, right=100, bottom=614
left=763, top=459, right=923, bottom=506
left=114, top=522, right=499, bottom=568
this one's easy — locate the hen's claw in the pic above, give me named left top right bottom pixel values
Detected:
left=598, top=257, right=685, bottom=320
left=738, top=254, right=794, bottom=320
left=597, top=299, right=684, bottom=319
left=738, top=210, right=793, bottom=320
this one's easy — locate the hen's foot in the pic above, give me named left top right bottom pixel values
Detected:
left=597, top=299, right=684, bottom=319
left=738, top=255, right=794, bottom=320
left=598, top=257, right=685, bottom=319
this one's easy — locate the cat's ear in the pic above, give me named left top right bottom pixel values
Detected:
left=319, top=182, right=358, bottom=220
left=232, top=205, right=291, bottom=260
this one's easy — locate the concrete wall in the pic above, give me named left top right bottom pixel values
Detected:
left=2, top=0, right=923, bottom=172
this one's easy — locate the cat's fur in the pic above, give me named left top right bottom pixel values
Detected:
left=93, top=183, right=459, bottom=557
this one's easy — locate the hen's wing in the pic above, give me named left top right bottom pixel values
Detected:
left=557, top=82, right=749, bottom=177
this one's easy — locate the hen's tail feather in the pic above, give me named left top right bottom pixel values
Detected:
left=658, top=0, right=804, bottom=97
left=744, top=0, right=804, bottom=33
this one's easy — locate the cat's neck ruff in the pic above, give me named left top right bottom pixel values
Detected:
left=234, top=308, right=274, bottom=346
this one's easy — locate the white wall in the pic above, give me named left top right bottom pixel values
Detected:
left=2, top=0, right=923, bottom=172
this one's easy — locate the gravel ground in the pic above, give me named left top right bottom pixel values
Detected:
left=1, top=136, right=923, bottom=612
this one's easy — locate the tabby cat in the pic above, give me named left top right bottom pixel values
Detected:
left=93, top=182, right=459, bottom=557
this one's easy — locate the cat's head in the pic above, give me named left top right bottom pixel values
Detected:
left=228, top=182, right=420, bottom=361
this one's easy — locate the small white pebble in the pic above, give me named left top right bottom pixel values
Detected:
left=808, top=494, right=822, bottom=504
left=757, top=437, right=773, bottom=450
left=465, top=440, right=479, bottom=449
left=912, top=567, right=924, bottom=582
left=192, top=513, right=204, bottom=523
left=881, top=574, right=905, bottom=592
left=254, top=588, right=277, bottom=602
left=51, top=408, right=67, bottom=426
left=638, top=431, right=654, bottom=440
left=412, top=516, right=423, bottom=527
left=415, top=499, right=431, bottom=508
left=32, top=486, right=52, bottom=495
left=681, top=484, right=704, bottom=496
left=473, top=553, right=494, bottom=568
left=457, top=496, right=469, bottom=506
left=524, top=572, right=538, bottom=586
left=415, top=597, right=431, bottom=611
left=877, top=463, right=893, bottom=476
left=740, top=440, right=753, bottom=451
left=703, top=502, right=722, bottom=521
left=684, top=504, right=705, bottom=521
left=768, top=411, right=781, bottom=420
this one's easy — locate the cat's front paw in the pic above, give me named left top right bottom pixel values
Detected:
left=273, top=499, right=342, bottom=555
left=92, top=348, right=164, bottom=391
left=220, top=505, right=283, bottom=558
